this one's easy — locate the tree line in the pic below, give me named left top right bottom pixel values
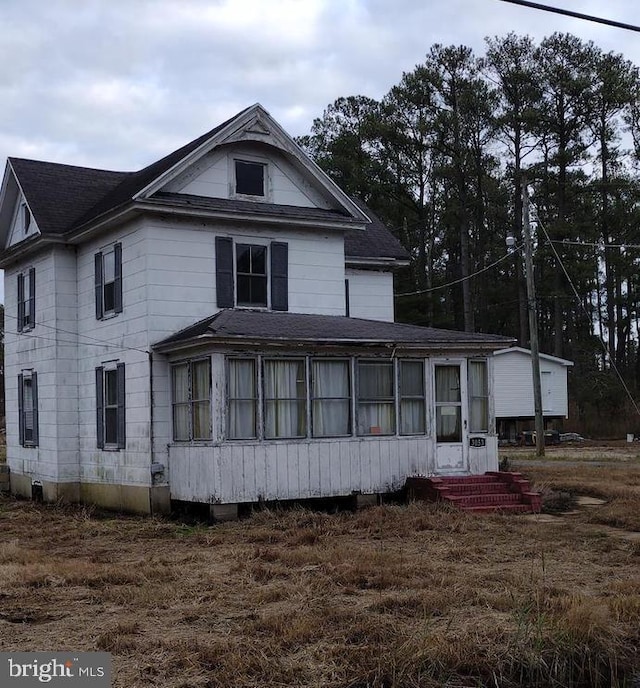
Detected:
left=297, top=33, right=640, bottom=436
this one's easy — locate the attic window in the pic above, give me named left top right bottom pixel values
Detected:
left=22, top=204, right=31, bottom=234
left=235, top=160, right=265, bottom=197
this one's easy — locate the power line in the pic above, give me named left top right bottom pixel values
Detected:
left=497, top=0, right=640, bottom=33
left=552, top=239, right=640, bottom=250
left=395, top=244, right=522, bottom=297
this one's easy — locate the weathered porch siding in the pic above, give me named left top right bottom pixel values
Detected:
left=169, top=436, right=430, bottom=503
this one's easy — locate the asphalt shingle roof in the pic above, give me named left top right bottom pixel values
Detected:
left=7, top=107, right=408, bottom=263
left=154, top=309, right=513, bottom=350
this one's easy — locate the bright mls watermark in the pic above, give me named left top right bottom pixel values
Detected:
left=1, top=653, right=111, bottom=687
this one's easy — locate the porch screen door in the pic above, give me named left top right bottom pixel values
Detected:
left=434, top=363, right=467, bottom=472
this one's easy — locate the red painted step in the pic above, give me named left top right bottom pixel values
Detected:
left=406, top=472, right=541, bottom=514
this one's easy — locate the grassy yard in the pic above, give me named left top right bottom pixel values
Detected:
left=0, top=462, right=638, bottom=687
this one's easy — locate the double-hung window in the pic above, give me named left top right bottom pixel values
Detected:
left=311, top=359, right=351, bottom=437
left=17, top=268, right=35, bottom=332
left=172, top=359, right=212, bottom=441
left=264, top=359, right=306, bottom=439
left=468, top=360, right=489, bottom=432
left=399, top=360, right=426, bottom=435
left=18, top=371, right=38, bottom=447
left=95, top=243, right=122, bottom=319
left=357, top=361, right=395, bottom=436
left=215, top=237, right=288, bottom=311
left=96, top=363, right=126, bottom=449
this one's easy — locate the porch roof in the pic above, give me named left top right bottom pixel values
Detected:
left=153, top=309, right=514, bottom=353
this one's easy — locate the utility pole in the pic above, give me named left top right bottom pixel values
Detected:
left=521, top=183, right=545, bottom=457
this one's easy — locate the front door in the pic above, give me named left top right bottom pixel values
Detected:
left=434, top=361, right=468, bottom=473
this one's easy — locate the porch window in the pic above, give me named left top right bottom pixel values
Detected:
left=435, top=365, right=461, bottom=442
left=228, top=359, right=257, bottom=439
left=264, top=359, right=306, bottom=439
left=311, top=359, right=351, bottom=437
left=357, top=361, right=395, bottom=436
left=172, top=359, right=211, bottom=441
left=468, top=360, right=489, bottom=432
left=18, top=371, right=38, bottom=447
left=400, top=360, right=426, bottom=435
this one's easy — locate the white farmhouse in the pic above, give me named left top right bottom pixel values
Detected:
left=0, top=104, right=512, bottom=518
left=493, top=347, right=573, bottom=442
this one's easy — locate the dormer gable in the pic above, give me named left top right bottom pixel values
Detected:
left=0, top=162, right=41, bottom=250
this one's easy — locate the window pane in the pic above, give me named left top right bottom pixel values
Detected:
left=23, top=378, right=34, bottom=436
left=236, top=244, right=251, bottom=273
left=470, top=399, right=488, bottom=433
left=358, top=402, right=395, bottom=435
left=172, top=364, right=189, bottom=403
left=192, top=401, right=211, bottom=440
left=236, top=160, right=264, bottom=196
left=173, top=403, right=190, bottom=441
left=229, top=360, right=255, bottom=397
left=105, top=370, right=118, bottom=406
left=251, top=246, right=266, bottom=274
left=105, top=407, right=118, bottom=444
left=436, top=406, right=461, bottom=442
left=469, top=360, right=488, bottom=432
left=435, top=366, right=460, bottom=403
left=265, top=400, right=306, bottom=439
left=312, top=360, right=349, bottom=397
left=191, top=360, right=210, bottom=401
left=358, top=362, right=393, bottom=398
left=401, top=400, right=425, bottom=434
left=313, top=399, right=350, bottom=437
left=248, top=275, right=267, bottom=306
left=229, top=360, right=256, bottom=440
left=401, top=361, right=424, bottom=396
left=103, top=250, right=115, bottom=282
left=103, top=282, right=115, bottom=312
left=312, top=360, right=350, bottom=437
left=229, top=400, right=256, bottom=439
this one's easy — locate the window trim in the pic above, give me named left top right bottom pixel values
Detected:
left=95, top=243, right=122, bottom=320
left=399, top=359, right=427, bottom=436
left=18, top=370, right=38, bottom=448
left=96, top=362, right=125, bottom=450
left=171, top=358, right=212, bottom=442
left=17, top=268, right=35, bottom=333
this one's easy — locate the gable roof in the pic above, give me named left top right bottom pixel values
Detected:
left=154, top=309, right=513, bottom=352
left=494, top=346, right=574, bottom=366
left=3, top=104, right=408, bottom=264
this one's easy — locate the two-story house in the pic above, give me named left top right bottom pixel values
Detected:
left=0, top=104, right=511, bottom=518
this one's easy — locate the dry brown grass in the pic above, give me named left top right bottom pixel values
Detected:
left=0, top=478, right=638, bottom=687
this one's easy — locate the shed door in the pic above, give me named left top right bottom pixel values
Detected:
left=434, top=362, right=468, bottom=473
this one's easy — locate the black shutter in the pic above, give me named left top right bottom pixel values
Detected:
left=96, top=367, right=104, bottom=449
left=18, top=374, right=24, bottom=447
left=114, top=243, right=123, bottom=314
left=28, top=267, right=36, bottom=330
left=345, top=278, right=350, bottom=317
left=215, top=237, right=234, bottom=308
left=31, top=372, right=38, bottom=447
left=117, top=362, right=126, bottom=449
left=94, top=252, right=103, bottom=320
left=17, top=273, right=24, bottom=332
left=270, top=242, right=288, bottom=312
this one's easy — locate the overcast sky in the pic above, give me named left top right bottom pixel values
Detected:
left=0, top=1, right=637, bottom=304
left=1, top=0, right=638, bottom=174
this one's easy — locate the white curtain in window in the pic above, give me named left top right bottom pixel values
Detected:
left=357, top=362, right=394, bottom=435
left=312, top=360, right=350, bottom=436
left=469, top=360, right=488, bottom=432
left=264, top=360, right=306, bottom=439
left=436, top=366, right=461, bottom=442
left=172, top=364, right=189, bottom=441
left=192, top=360, right=211, bottom=440
left=400, top=361, right=425, bottom=434
left=229, top=360, right=256, bottom=439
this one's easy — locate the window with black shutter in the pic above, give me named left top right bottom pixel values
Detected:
left=96, top=363, right=126, bottom=449
left=18, top=371, right=38, bottom=447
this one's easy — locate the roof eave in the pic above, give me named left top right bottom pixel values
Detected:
left=345, top=256, right=410, bottom=269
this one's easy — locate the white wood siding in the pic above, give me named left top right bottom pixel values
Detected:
left=346, top=269, right=394, bottom=322
left=165, top=143, right=334, bottom=210
left=6, top=195, right=40, bottom=248
left=493, top=350, right=570, bottom=418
